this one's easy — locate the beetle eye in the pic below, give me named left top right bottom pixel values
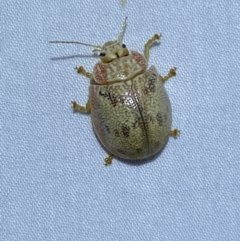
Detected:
left=122, top=44, right=126, bottom=48
left=100, top=52, right=106, bottom=57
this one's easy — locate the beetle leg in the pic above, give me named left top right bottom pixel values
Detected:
left=144, top=34, right=161, bottom=61
left=170, top=129, right=180, bottom=138
left=75, top=66, right=92, bottom=79
left=162, top=68, right=177, bottom=83
left=104, top=154, right=114, bottom=166
left=71, top=99, right=91, bottom=113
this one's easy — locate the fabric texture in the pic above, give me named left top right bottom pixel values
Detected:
left=2, top=0, right=240, bottom=240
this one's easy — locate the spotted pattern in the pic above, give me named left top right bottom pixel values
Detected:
left=90, top=66, right=172, bottom=160
left=121, top=124, right=130, bottom=137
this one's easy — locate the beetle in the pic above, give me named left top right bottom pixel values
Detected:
left=50, top=17, right=179, bottom=165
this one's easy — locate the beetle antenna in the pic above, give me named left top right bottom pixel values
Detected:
left=117, top=17, right=127, bottom=44
left=49, top=40, right=102, bottom=52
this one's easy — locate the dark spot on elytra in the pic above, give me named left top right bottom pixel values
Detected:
left=136, top=148, right=142, bottom=154
left=109, top=94, right=118, bottom=107
left=146, top=114, right=154, bottom=124
left=99, top=90, right=110, bottom=99
left=149, top=73, right=157, bottom=85
left=119, top=95, right=125, bottom=104
left=144, top=88, right=149, bottom=95
left=99, top=90, right=121, bottom=107
left=144, top=72, right=157, bottom=94
left=149, top=85, right=155, bottom=93
left=132, top=120, right=139, bottom=129
left=131, top=117, right=144, bottom=129
left=121, top=124, right=130, bottom=137
left=156, top=113, right=163, bottom=126
left=114, top=129, right=120, bottom=137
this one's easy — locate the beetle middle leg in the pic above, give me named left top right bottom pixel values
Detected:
left=161, top=67, right=177, bottom=83
left=75, top=66, right=92, bottom=79
left=144, top=34, right=161, bottom=61
left=71, top=99, right=91, bottom=113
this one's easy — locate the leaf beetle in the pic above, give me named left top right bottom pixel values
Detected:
left=50, top=17, right=179, bottom=165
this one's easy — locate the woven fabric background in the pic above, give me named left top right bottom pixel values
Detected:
left=2, top=0, right=240, bottom=240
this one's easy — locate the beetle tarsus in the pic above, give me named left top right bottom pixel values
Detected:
left=75, top=66, right=92, bottom=79
left=104, top=154, right=114, bottom=166
left=162, top=67, right=177, bottom=83
left=170, top=129, right=180, bottom=138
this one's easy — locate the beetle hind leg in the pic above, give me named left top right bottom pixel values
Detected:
left=104, top=154, right=114, bottom=166
left=71, top=99, right=91, bottom=113
left=75, top=66, right=92, bottom=79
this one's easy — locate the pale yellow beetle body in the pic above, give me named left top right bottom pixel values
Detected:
left=90, top=53, right=172, bottom=160
left=50, top=17, right=179, bottom=164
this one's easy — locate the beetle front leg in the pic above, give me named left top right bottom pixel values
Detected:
left=71, top=99, right=91, bottom=113
left=75, top=66, right=92, bottom=79
left=161, top=67, right=177, bottom=83
left=144, top=34, right=161, bottom=62
left=72, top=66, right=92, bottom=113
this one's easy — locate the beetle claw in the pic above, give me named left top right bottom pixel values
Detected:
left=162, top=67, right=177, bottom=83
left=170, top=129, right=180, bottom=138
left=169, top=67, right=177, bottom=77
left=75, top=66, right=92, bottom=79
left=104, top=154, right=114, bottom=166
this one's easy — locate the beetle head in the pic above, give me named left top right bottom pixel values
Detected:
left=99, top=40, right=129, bottom=63
left=93, top=17, right=129, bottom=63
